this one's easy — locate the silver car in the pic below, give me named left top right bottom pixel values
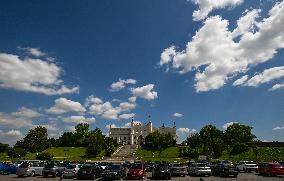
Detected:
left=62, top=164, right=81, bottom=178
left=16, top=162, right=44, bottom=177
left=188, top=163, right=212, bottom=176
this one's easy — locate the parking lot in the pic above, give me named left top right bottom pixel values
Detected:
left=0, top=172, right=284, bottom=181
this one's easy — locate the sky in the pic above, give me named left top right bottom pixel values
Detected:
left=0, top=0, right=284, bottom=145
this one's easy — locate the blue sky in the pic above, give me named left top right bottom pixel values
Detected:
left=0, top=0, right=284, bottom=145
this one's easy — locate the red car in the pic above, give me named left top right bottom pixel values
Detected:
left=127, top=162, right=146, bottom=179
left=258, top=162, right=284, bottom=176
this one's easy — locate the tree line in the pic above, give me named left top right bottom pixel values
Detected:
left=0, top=123, right=118, bottom=159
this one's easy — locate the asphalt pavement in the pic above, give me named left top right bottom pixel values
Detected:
left=0, top=173, right=284, bottom=181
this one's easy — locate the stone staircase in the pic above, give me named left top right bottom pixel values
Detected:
left=104, top=144, right=138, bottom=161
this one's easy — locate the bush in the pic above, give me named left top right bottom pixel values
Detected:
left=36, top=152, right=54, bottom=160
left=230, top=142, right=249, bottom=155
left=178, top=147, right=200, bottom=158
left=8, top=147, right=27, bottom=158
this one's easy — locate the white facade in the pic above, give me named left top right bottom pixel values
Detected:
left=109, top=120, right=176, bottom=145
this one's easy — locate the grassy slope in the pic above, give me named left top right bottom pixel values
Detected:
left=1, top=147, right=104, bottom=161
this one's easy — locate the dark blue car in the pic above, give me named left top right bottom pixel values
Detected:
left=0, top=162, right=17, bottom=174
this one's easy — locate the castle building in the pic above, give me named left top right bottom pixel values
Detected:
left=109, top=118, right=176, bottom=145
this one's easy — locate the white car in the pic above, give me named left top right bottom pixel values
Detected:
left=62, top=164, right=81, bottom=178
left=16, top=162, right=44, bottom=177
left=188, top=163, right=211, bottom=176
left=237, top=161, right=258, bottom=172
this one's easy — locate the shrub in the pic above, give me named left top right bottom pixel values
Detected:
left=36, top=152, right=54, bottom=160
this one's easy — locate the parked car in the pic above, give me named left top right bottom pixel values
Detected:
left=127, top=162, right=146, bottom=179
left=237, top=160, right=258, bottom=172
left=42, top=163, right=62, bottom=177
left=212, top=161, right=238, bottom=177
left=188, top=162, right=211, bottom=176
left=16, top=162, right=44, bottom=177
left=169, top=162, right=187, bottom=177
left=152, top=163, right=171, bottom=180
left=62, top=164, right=81, bottom=178
left=102, top=164, right=126, bottom=180
left=0, top=162, right=17, bottom=175
left=77, top=164, right=103, bottom=180
left=258, top=162, right=284, bottom=176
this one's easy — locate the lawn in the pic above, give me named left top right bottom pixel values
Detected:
left=1, top=147, right=105, bottom=161
left=134, top=146, right=188, bottom=162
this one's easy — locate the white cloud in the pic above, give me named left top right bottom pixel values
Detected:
left=239, top=66, right=284, bottom=87
left=124, top=121, right=142, bottom=128
left=85, top=95, right=103, bottom=106
left=0, top=107, right=41, bottom=129
left=119, top=113, right=135, bottom=120
left=119, top=102, right=136, bottom=112
left=46, top=98, right=86, bottom=114
left=191, top=0, right=244, bottom=21
left=63, top=115, right=96, bottom=124
left=0, top=129, right=24, bottom=145
left=109, top=78, right=137, bottom=92
left=0, top=52, right=79, bottom=95
left=18, top=46, right=46, bottom=57
left=173, top=112, right=183, bottom=117
left=233, top=75, right=249, bottom=86
left=223, top=122, right=238, bottom=130
left=130, top=84, right=158, bottom=100
left=269, top=83, right=284, bottom=91
left=272, top=126, right=284, bottom=131
left=128, top=96, right=137, bottom=103
left=176, top=127, right=196, bottom=143
left=160, top=2, right=284, bottom=92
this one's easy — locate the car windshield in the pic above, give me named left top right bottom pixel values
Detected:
left=106, top=164, right=121, bottom=170
left=197, top=163, right=207, bottom=167
left=131, top=163, right=142, bottom=169
left=81, top=165, right=93, bottom=169
left=44, top=163, right=55, bottom=168
left=66, top=164, right=76, bottom=169
left=19, top=162, right=30, bottom=168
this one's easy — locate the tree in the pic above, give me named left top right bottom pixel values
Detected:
left=20, top=126, right=50, bottom=152
left=186, top=133, right=202, bottom=149
left=199, top=125, right=224, bottom=158
left=0, top=143, right=9, bottom=153
left=57, top=132, right=76, bottom=147
left=86, top=128, right=105, bottom=157
left=74, top=123, right=90, bottom=146
left=143, top=131, right=176, bottom=151
left=104, top=137, right=118, bottom=157
left=224, top=123, right=255, bottom=146
left=8, top=147, right=27, bottom=158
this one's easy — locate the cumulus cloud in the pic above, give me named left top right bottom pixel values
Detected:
left=223, top=122, right=238, bottom=130
left=160, top=2, right=284, bottom=92
left=269, top=83, right=284, bottom=91
left=233, top=75, right=249, bottom=86
left=0, top=107, right=41, bottom=129
left=46, top=98, right=86, bottom=114
left=272, top=126, right=284, bottom=131
left=63, top=115, right=96, bottom=124
left=130, top=84, right=158, bottom=100
left=85, top=95, right=103, bottom=106
left=119, top=102, right=136, bottom=112
left=109, top=78, right=137, bottom=92
left=0, top=52, right=79, bottom=95
left=191, top=0, right=244, bottom=21
left=234, top=66, right=284, bottom=88
left=18, top=46, right=46, bottom=57
left=128, top=96, right=137, bottom=103
left=119, top=113, right=135, bottom=120
left=173, top=113, right=183, bottom=117
left=0, top=129, right=24, bottom=145
left=176, top=127, right=196, bottom=143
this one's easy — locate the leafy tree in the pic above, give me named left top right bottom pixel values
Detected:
left=0, top=143, right=9, bottom=153
left=186, top=133, right=202, bottom=149
left=224, top=123, right=255, bottom=146
left=8, top=147, right=27, bottom=158
left=48, top=138, right=57, bottom=147
left=143, top=131, right=176, bottom=151
left=178, top=147, right=200, bottom=158
left=199, top=125, right=224, bottom=158
left=104, top=137, right=118, bottom=156
left=36, top=152, right=54, bottom=160
left=86, top=128, right=105, bottom=157
left=74, top=123, right=90, bottom=146
left=230, top=142, right=249, bottom=155
left=57, top=132, right=76, bottom=147
left=21, top=126, right=50, bottom=152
